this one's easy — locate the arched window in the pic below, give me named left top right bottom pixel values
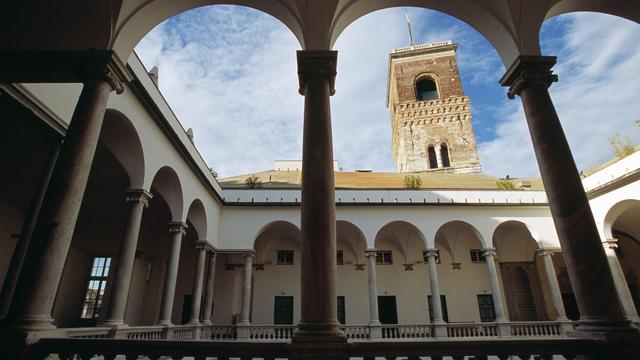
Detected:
left=440, top=143, right=450, bottom=168
left=427, top=146, right=438, bottom=169
left=416, top=78, right=438, bottom=101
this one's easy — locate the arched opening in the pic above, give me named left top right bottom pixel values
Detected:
left=415, top=77, right=439, bottom=101
left=440, top=143, right=450, bottom=168
left=434, top=220, right=491, bottom=323
left=427, top=145, right=438, bottom=169
left=493, top=221, right=549, bottom=321
left=336, top=220, right=368, bottom=324
left=374, top=221, right=427, bottom=324
left=252, top=221, right=301, bottom=325
left=604, top=200, right=640, bottom=314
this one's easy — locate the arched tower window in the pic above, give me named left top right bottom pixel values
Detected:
left=427, top=145, right=438, bottom=169
left=416, top=78, right=439, bottom=101
left=440, top=143, right=450, bottom=168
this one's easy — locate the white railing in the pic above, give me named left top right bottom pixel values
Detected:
left=122, top=325, right=164, bottom=340
left=171, top=325, right=196, bottom=340
left=446, top=323, right=498, bottom=338
left=510, top=321, right=562, bottom=337
left=248, top=325, right=295, bottom=340
left=342, top=325, right=370, bottom=339
left=381, top=324, right=432, bottom=339
left=65, top=327, right=111, bottom=339
left=205, top=325, right=238, bottom=340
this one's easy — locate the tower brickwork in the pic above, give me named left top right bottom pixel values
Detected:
left=387, top=41, right=481, bottom=173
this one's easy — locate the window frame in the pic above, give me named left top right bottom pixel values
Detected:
left=470, top=249, right=486, bottom=263
left=80, top=256, right=112, bottom=321
left=375, top=250, right=393, bottom=265
left=276, top=250, right=294, bottom=265
left=415, top=76, right=440, bottom=101
left=477, top=294, right=496, bottom=322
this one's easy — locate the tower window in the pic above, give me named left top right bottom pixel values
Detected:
left=416, top=78, right=439, bottom=101
left=440, top=143, right=450, bottom=168
left=427, top=146, right=438, bottom=169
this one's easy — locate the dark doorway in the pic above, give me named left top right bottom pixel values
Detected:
left=337, top=296, right=346, bottom=324
left=181, top=294, right=193, bottom=324
left=378, top=296, right=398, bottom=324
left=274, top=296, right=293, bottom=324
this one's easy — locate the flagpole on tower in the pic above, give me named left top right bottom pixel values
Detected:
left=404, top=9, right=414, bottom=46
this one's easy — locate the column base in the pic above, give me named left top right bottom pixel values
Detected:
left=432, top=321, right=447, bottom=338
left=368, top=322, right=382, bottom=339
left=101, top=319, right=128, bottom=328
left=1, top=314, right=57, bottom=332
left=571, top=317, right=638, bottom=339
left=292, top=321, right=346, bottom=343
left=202, top=320, right=212, bottom=326
left=496, top=321, right=511, bottom=337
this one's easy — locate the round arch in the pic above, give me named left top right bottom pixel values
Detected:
left=545, top=1, right=640, bottom=26
left=329, top=1, right=522, bottom=66
left=434, top=220, right=485, bottom=262
left=337, top=220, right=368, bottom=264
left=101, top=109, right=145, bottom=189
left=186, top=199, right=207, bottom=240
left=149, top=166, right=184, bottom=222
left=492, top=220, right=540, bottom=262
left=111, top=2, right=304, bottom=58
left=374, top=220, right=426, bottom=265
left=253, top=220, right=301, bottom=264
left=603, top=199, right=640, bottom=240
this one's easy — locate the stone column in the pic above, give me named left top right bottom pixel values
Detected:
left=103, top=189, right=152, bottom=326
left=426, top=248, right=447, bottom=338
left=435, top=145, right=443, bottom=168
left=239, top=253, right=254, bottom=326
left=603, top=239, right=640, bottom=323
left=158, top=222, right=187, bottom=326
left=201, top=252, right=217, bottom=325
left=482, top=248, right=508, bottom=324
left=293, top=50, right=344, bottom=343
left=500, top=56, right=630, bottom=333
left=3, top=66, right=124, bottom=330
left=537, top=249, right=568, bottom=321
left=365, top=252, right=381, bottom=339
left=189, top=242, right=208, bottom=325
left=0, top=140, right=60, bottom=319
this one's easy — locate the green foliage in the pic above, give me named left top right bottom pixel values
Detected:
left=245, top=175, right=263, bottom=188
left=496, top=175, right=516, bottom=190
left=609, top=133, right=636, bottom=159
left=403, top=175, right=422, bottom=189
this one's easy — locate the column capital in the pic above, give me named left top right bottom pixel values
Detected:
left=125, top=189, right=153, bottom=207
left=297, top=50, right=337, bottom=96
left=243, top=252, right=255, bottom=259
left=425, top=248, right=439, bottom=258
left=499, top=55, right=558, bottom=99
left=365, top=251, right=377, bottom=258
left=536, top=248, right=558, bottom=257
left=603, top=238, right=619, bottom=249
left=168, top=221, right=188, bottom=234
left=195, top=240, right=209, bottom=250
left=481, top=247, right=497, bottom=258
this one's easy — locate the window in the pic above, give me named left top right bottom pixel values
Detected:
left=440, top=143, right=450, bottom=168
left=337, top=296, right=346, bottom=324
left=423, top=249, right=441, bottom=264
left=80, top=257, right=111, bottom=320
left=375, top=251, right=393, bottom=265
left=427, top=145, right=438, bottom=169
left=274, top=296, right=293, bottom=324
left=477, top=294, right=496, bottom=322
left=428, top=295, right=449, bottom=322
left=277, top=250, right=294, bottom=265
left=336, top=250, right=344, bottom=265
left=416, top=78, right=439, bottom=101
left=470, top=249, right=486, bottom=263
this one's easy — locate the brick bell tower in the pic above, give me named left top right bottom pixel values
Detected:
left=387, top=41, right=481, bottom=173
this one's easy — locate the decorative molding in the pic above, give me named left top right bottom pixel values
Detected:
left=125, top=189, right=153, bottom=207
left=168, top=221, right=188, bottom=234
left=481, top=248, right=497, bottom=258
left=499, top=55, right=558, bottom=99
left=296, top=50, right=337, bottom=96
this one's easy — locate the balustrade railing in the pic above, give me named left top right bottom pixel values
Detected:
left=446, top=323, right=499, bottom=338
left=381, top=324, right=432, bottom=339
left=511, top=321, right=563, bottom=337
left=247, top=325, right=295, bottom=340
left=64, top=327, right=111, bottom=339
left=342, top=325, right=370, bottom=339
left=120, top=325, right=164, bottom=340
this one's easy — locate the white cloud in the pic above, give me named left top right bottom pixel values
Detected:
left=135, top=7, right=640, bottom=179
left=479, top=13, right=640, bottom=177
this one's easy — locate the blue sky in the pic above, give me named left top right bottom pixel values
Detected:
left=136, top=6, right=640, bottom=178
